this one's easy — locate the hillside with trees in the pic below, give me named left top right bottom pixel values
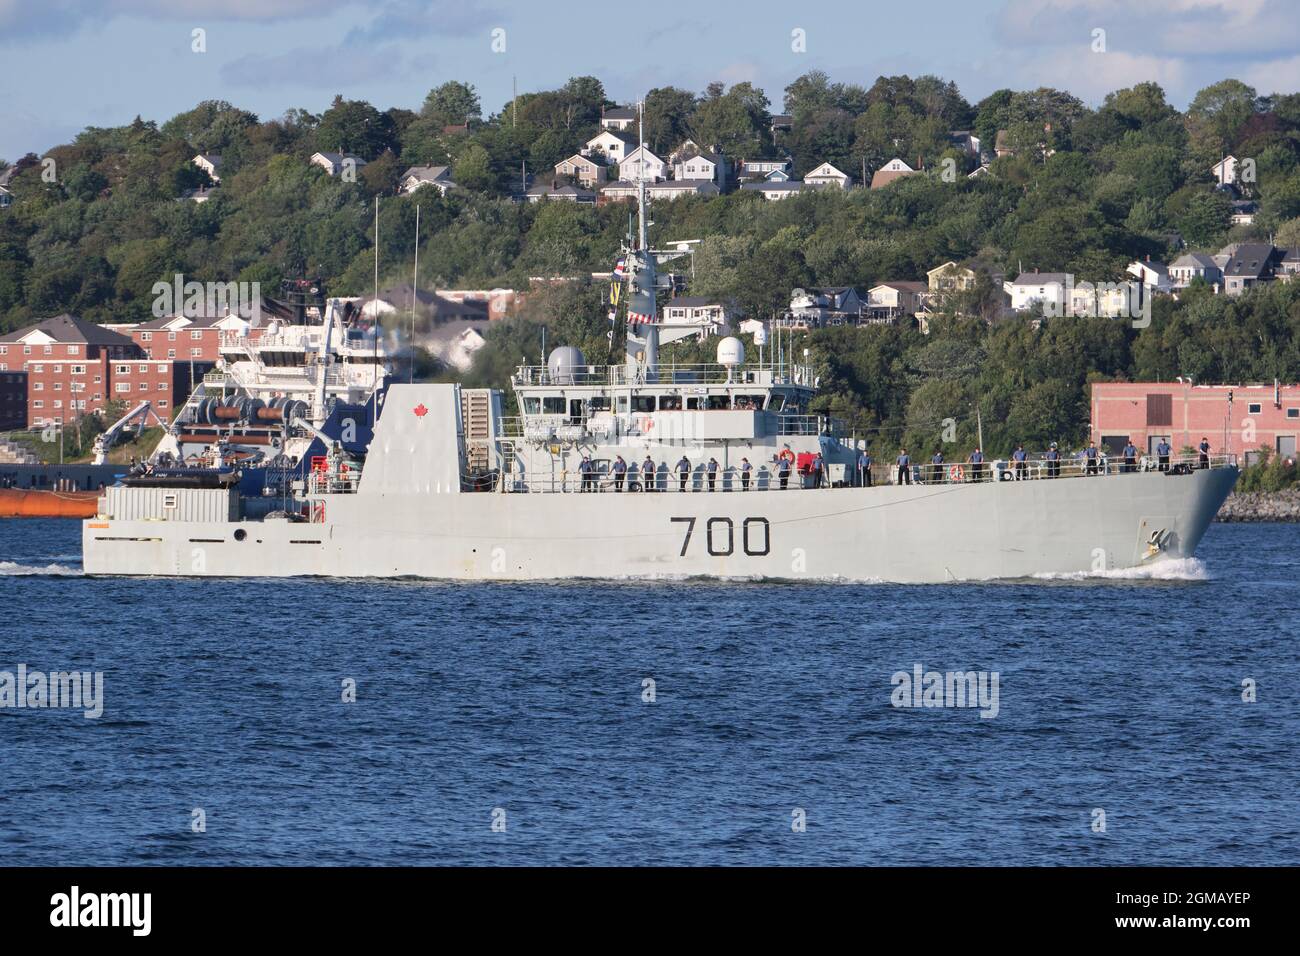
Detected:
left=4, top=72, right=1300, bottom=456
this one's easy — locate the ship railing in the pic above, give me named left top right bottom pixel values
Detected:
left=511, top=361, right=817, bottom=388
left=891, top=453, right=1237, bottom=485
left=502, top=469, right=795, bottom=494
left=777, top=414, right=821, bottom=436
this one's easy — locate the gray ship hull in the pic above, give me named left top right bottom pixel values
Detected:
left=83, top=465, right=1237, bottom=583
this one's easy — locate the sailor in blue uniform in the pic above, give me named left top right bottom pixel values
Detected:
left=811, top=452, right=824, bottom=488
left=777, top=453, right=791, bottom=490
left=1156, top=438, right=1171, bottom=472
left=931, top=450, right=944, bottom=485
left=641, top=455, right=655, bottom=492
left=969, top=447, right=984, bottom=482
left=612, top=455, right=627, bottom=492
left=1045, top=442, right=1060, bottom=478
left=675, top=455, right=691, bottom=492
left=896, top=448, right=911, bottom=485
left=1199, top=438, right=1211, bottom=469
left=579, top=454, right=594, bottom=492
left=1122, top=439, right=1138, bottom=474
left=1012, top=444, right=1027, bottom=480
left=740, top=457, right=752, bottom=490
left=858, top=449, right=872, bottom=487
left=707, top=457, right=719, bottom=491
left=1084, top=441, right=1099, bottom=475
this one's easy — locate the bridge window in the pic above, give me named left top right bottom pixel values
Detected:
left=542, top=397, right=565, bottom=415
left=707, top=395, right=730, bottom=410
left=632, top=395, right=655, bottom=413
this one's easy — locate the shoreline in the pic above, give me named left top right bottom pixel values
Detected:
left=1216, top=488, right=1300, bottom=522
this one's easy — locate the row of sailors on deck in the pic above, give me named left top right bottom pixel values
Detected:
left=889, top=437, right=1215, bottom=484
left=578, top=447, right=812, bottom=492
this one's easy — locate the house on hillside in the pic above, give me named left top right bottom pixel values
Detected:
left=600, top=106, right=637, bottom=131
left=526, top=181, right=596, bottom=204
left=672, top=148, right=725, bottom=186
left=781, top=287, right=864, bottom=327
left=646, top=180, right=719, bottom=201
left=948, top=131, right=981, bottom=155
left=1169, top=252, right=1222, bottom=288
left=866, top=281, right=927, bottom=322
left=192, top=153, right=222, bottom=183
left=583, top=129, right=637, bottom=165
left=0, top=185, right=13, bottom=209
left=738, top=157, right=792, bottom=181
left=1230, top=200, right=1258, bottom=226
left=311, top=151, right=368, bottom=177
left=399, top=165, right=456, bottom=195
left=1004, top=272, right=1071, bottom=313
left=554, top=154, right=605, bottom=188
left=1212, top=155, right=1239, bottom=186
left=870, top=158, right=916, bottom=189
left=1126, top=259, right=1174, bottom=294
left=1220, top=242, right=1277, bottom=296
left=738, top=180, right=806, bottom=201
left=660, top=297, right=734, bottom=339
left=804, top=161, right=852, bottom=189
left=619, top=145, right=666, bottom=182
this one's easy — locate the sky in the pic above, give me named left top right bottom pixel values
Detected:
left=3, top=0, right=1300, bottom=161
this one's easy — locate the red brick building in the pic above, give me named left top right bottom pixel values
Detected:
left=129, top=312, right=257, bottom=362
left=0, top=314, right=210, bottom=428
left=1091, top=381, right=1300, bottom=465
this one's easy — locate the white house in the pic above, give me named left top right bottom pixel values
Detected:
left=738, top=181, right=805, bottom=201
left=804, top=161, right=852, bottom=189
left=1004, top=272, right=1072, bottom=313
left=0, top=185, right=12, bottom=209
left=673, top=149, right=724, bottom=185
left=660, top=297, right=733, bottom=339
left=600, top=106, right=637, bottom=131
left=870, top=158, right=915, bottom=189
left=554, top=154, right=605, bottom=188
left=311, top=151, right=368, bottom=177
left=619, top=145, right=666, bottom=182
left=192, top=153, right=222, bottom=183
left=1169, top=253, right=1222, bottom=288
left=646, top=180, right=719, bottom=201
left=526, top=181, right=596, bottom=204
left=583, top=130, right=636, bottom=165
left=1212, top=155, right=1239, bottom=186
left=866, top=282, right=928, bottom=321
left=400, top=165, right=456, bottom=195
left=1230, top=200, right=1258, bottom=226
left=1126, top=259, right=1173, bottom=294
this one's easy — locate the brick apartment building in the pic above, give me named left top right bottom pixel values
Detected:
left=0, top=371, right=27, bottom=430
left=128, top=312, right=258, bottom=362
left=1091, top=381, right=1300, bottom=465
left=0, top=314, right=211, bottom=428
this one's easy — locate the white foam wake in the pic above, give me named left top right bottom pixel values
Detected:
left=0, top=560, right=81, bottom=576
left=1032, top=557, right=1209, bottom=582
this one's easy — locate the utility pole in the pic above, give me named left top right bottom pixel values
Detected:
left=512, top=75, right=517, bottom=129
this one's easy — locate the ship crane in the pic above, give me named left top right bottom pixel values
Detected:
left=91, top=401, right=167, bottom=465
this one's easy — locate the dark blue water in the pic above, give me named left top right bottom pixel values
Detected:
left=1, top=518, right=1296, bottom=865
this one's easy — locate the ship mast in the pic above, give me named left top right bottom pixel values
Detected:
left=624, top=99, right=659, bottom=377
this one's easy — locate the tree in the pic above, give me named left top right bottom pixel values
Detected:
left=1188, top=79, right=1260, bottom=145
left=1176, top=191, right=1231, bottom=247
left=422, top=81, right=481, bottom=127
left=315, top=95, right=396, bottom=160
left=643, top=87, right=696, bottom=154
left=453, top=144, right=494, bottom=192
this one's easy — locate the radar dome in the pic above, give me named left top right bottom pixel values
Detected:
left=547, top=346, right=586, bottom=384
left=716, top=336, right=745, bottom=367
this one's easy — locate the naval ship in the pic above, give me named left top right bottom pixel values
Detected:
left=82, top=174, right=1238, bottom=582
left=122, top=280, right=393, bottom=499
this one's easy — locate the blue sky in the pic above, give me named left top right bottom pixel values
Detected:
left=3, top=0, right=1300, bottom=161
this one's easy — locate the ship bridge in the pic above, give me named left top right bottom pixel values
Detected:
left=509, top=347, right=841, bottom=446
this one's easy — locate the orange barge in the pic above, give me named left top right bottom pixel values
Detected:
left=0, top=486, right=100, bottom=518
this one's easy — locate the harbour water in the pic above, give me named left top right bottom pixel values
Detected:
left=1, top=518, right=1296, bottom=865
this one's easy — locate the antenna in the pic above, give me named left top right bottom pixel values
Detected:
left=409, top=203, right=420, bottom=384
left=371, top=197, right=379, bottom=419
left=512, top=75, right=518, bottom=128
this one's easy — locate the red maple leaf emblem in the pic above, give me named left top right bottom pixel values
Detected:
left=413, top=403, right=428, bottom=418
